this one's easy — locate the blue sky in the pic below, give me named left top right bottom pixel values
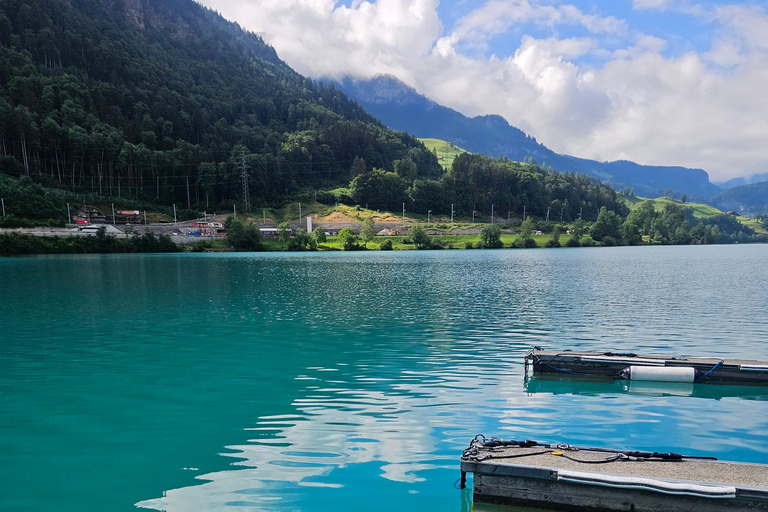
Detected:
left=198, top=0, right=768, bottom=181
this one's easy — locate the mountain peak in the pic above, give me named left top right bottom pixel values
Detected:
left=337, top=75, right=426, bottom=106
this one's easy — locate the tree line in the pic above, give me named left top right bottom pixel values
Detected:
left=0, top=229, right=178, bottom=254
left=0, top=0, right=441, bottom=212
left=341, top=153, right=629, bottom=220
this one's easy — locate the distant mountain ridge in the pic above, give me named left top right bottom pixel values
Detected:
left=336, top=75, right=723, bottom=200
left=710, top=182, right=768, bottom=214
left=716, top=173, right=768, bottom=189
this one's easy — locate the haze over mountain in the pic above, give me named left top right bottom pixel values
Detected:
left=710, top=182, right=768, bottom=215
left=717, top=173, right=768, bottom=190
left=336, top=75, right=723, bottom=201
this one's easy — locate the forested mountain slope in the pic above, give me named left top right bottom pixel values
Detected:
left=711, top=182, right=768, bottom=214
left=337, top=75, right=722, bottom=200
left=0, top=0, right=441, bottom=209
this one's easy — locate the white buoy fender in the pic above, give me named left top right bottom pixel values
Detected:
left=621, top=366, right=696, bottom=383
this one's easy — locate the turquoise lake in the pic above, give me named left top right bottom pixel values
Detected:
left=2, top=245, right=768, bottom=512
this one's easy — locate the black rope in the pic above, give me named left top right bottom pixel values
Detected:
left=462, top=436, right=718, bottom=463
left=479, top=449, right=554, bottom=460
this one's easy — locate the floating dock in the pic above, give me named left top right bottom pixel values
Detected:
left=523, top=377, right=768, bottom=400
left=460, top=435, right=768, bottom=511
left=525, top=347, right=768, bottom=385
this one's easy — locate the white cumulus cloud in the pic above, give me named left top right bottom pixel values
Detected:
left=633, top=0, right=671, bottom=10
left=197, top=0, right=768, bottom=181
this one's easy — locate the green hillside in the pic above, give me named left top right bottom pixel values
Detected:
left=624, top=196, right=768, bottom=235
left=0, top=0, right=441, bottom=212
left=0, top=0, right=633, bottom=228
left=418, top=138, right=468, bottom=171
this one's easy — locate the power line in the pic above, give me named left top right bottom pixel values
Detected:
left=240, top=150, right=250, bottom=213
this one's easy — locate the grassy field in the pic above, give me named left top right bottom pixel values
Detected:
left=419, top=138, right=468, bottom=171
left=625, top=196, right=723, bottom=218
left=315, top=233, right=568, bottom=251
left=624, top=195, right=767, bottom=234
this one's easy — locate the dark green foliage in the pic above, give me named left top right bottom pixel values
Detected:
left=0, top=174, right=66, bottom=224
left=409, top=224, right=431, bottom=249
left=0, top=230, right=178, bottom=254
left=696, top=214, right=767, bottom=243
left=311, top=226, right=326, bottom=244
left=408, top=224, right=445, bottom=249
left=287, top=228, right=314, bottom=250
left=349, top=169, right=407, bottom=211
left=513, top=237, right=537, bottom=248
left=360, top=217, right=375, bottom=247
left=188, top=240, right=212, bottom=252
left=127, top=230, right=178, bottom=252
left=379, top=239, right=393, bottom=250
left=403, top=153, right=627, bottom=219
left=479, top=224, right=503, bottom=248
left=276, top=222, right=291, bottom=249
left=226, top=217, right=263, bottom=251
left=564, top=236, right=581, bottom=247
left=590, top=207, right=623, bottom=241
left=337, top=227, right=359, bottom=251
left=545, top=226, right=561, bottom=247
left=620, top=200, right=741, bottom=245
left=0, top=0, right=440, bottom=210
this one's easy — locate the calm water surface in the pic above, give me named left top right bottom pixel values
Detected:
left=1, top=245, right=768, bottom=512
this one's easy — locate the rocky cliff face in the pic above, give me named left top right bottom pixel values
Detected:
left=116, top=0, right=196, bottom=41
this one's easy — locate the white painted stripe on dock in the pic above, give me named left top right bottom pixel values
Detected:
left=740, top=365, right=768, bottom=371
left=557, top=470, right=737, bottom=498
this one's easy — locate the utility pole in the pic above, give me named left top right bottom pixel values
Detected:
left=263, top=210, right=266, bottom=223
left=451, top=204, right=454, bottom=224
left=472, top=210, right=476, bottom=223
left=428, top=210, right=431, bottom=223
left=144, top=211, right=147, bottom=226
left=523, top=205, right=526, bottom=221
left=240, top=151, right=250, bottom=213
left=546, top=207, right=550, bottom=222
left=579, top=207, right=583, bottom=219
left=173, top=204, right=177, bottom=225
left=111, top=203, right=115, bottom=225
left=66, top=203, right=71, bottom=224
left=1, top=198, right=5, bottom=221
left=402, top=203, right=405, bottom=222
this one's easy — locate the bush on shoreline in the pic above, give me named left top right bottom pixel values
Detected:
left=0, top=232, right=179, bottom=255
